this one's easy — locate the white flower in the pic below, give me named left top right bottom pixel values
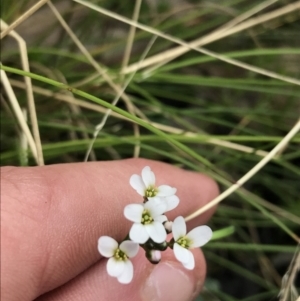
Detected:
left=172, top=216, right=212, bottom=270
left=124, top=199, right=168, bottom=244
left=98, top=236, right=139, bottom=284
left=130, top=166, right=179, bottom=212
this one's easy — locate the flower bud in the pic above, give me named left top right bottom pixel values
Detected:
left=164, top=221, right=173, bottom=233
left=146, top=250, right=161, bottom=264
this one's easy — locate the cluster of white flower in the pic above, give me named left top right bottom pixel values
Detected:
left=98, top=166, right=212, bottom=284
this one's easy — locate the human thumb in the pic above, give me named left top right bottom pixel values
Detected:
left=140, top=249, right=206, bottom=301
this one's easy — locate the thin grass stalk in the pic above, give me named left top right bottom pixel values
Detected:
left=1, top=20, right=44, bottom=165
left=145, top=0, right=280, bottom=74
left=122, top=1, right=300, bottom=73
left=120, top=0, right=142, bottom=74
left=185, top=119, right=300, bottom=225
left=8, top=79, right=274, bottom=158
left=0, top=69, right=38, bottom=162
left=0, top=0, right=50, bottom=39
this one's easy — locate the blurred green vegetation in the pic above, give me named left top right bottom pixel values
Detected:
left=1, top=0, right=300, bottom=300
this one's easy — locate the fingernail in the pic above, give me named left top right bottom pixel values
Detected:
left=141, top=262, right=195, bottom=301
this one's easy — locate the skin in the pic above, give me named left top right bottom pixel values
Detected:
left=1, top=158, right=219, bottom=301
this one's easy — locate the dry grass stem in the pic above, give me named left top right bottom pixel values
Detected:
left=242, top=190, right=300, bottom=225
left=279, top=245, right=300, bottom=301
left=1, top=22, right=43, bottom=163
left=85, top=36, right=158, bottom=161
left=72, top=72, right=100, bottom=88
left=73, top=0, right=300, bottom=86
left=120, top=0, right=142, bottom=74
left=245, top=207, right=282, bottom=285
left=47, top=0, right=145, bottom=160
left=150, top=122, right=271, bottom=158
left=1, top=20, right=44, bottom=165
left=211, top=116, right=251, bottom=156
left=47, top=1, right=146, bottom=120
left=212, top=0, right=279, bottom=32
left=1, top=2, right=299, bottom=299
left=185, top=118, right=300, bottom=224
left=120, top=0, right=142, bottom=159
left=20, top=108, right=29, bottom=166
left=122, top=1, right=300, bottom=73
left=9, top=79, right=275, bottom=159
left=0, top=0, right=50, bottom=39
left=145, top=0, right=280, bottom=74
left=0, top=70, right=38, bottom=162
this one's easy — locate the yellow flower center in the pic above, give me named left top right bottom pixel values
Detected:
left=141, top=209, right=154, bottom=225
left=177, top=236, right=191, bottom=249
left=145, top=186, right=158, bottom=197
left=114, top=248, right=128, bottom=261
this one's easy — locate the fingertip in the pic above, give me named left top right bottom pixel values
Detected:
left=140, top=248, right=206, bottom=301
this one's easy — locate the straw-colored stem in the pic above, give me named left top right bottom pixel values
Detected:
left=48, top=1, right=146, bottom=120
left=74, top=0, right=300, bottom=86
left=9, top=79, right=272, bottom=159
left=0, top=69, right=38, bottom=162
left=185, top=118, right=300, bottom=221
left=121, top=0, right=142, bottom=74
left=279, top=245, right=300, bottom=301
left=85, top=36, right=157, bottom=161
left=20, top=108, right=29, bottom=166
left=122, top=1, right=300, bottom=73
left=47, top=1, right=146, bottom=160
left=145, top=0, right=279, bottom=74
left=120, top=0, right=142, bottom=158
left=0, top=0, right=50, bottom=39
left=1, top=20, right=44, bottom=165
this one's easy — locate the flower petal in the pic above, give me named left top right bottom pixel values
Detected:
left=187, top=225, right=213, bottom=248
left=98, top=236, right=118, bottom=258
left=129, top=223, right=149, bottom=244
left=164, top=195, right=180, bottom=212
left=124, top=204, right=144, bottom=223
left=117, top=260, right=134, bottom=284
left=157, top=185, right=177, bottom=196
left=173, top=243, right=192, bottom=264
left=107, top=257, right=125, bottom=277
left=145, top=222, right=167, bottom=243
left=129, top=174, right=145, bottom=196
left=148, top=196, right=163, bottom=204
left=154, top=214, right=167, bottom=223
left=141, top=166, right=155, bottom=187
left=183, top=251, right=195, bottom=270
left=120, top=240, right=139, bottom=258
left=145, top=199, right=167, bottom=217
left=172, top=216, right=187, bottom=241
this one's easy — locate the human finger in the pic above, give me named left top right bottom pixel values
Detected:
left=37, top=247, right=206, bottom=301
left=1, top=158, right=218, bottom=300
